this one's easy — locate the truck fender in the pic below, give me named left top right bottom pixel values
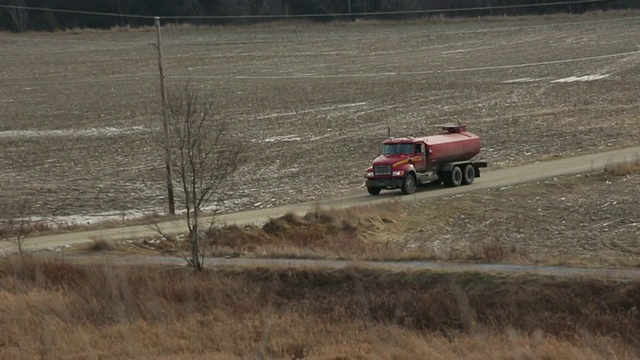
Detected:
left=440, top=161, right=478, bottom=173
left=439, top=163, right=456, bottom=172
left=401, top=165, right=417, bottom=181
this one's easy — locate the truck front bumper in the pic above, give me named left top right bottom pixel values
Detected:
left=366, top=178, right=403, bottom=189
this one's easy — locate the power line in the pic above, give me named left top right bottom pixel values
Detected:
left=0, top=0, right=612, bottom=21
left=0, top=4, right=153, bottom=19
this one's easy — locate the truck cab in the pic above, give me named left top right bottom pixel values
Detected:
left=364, top=139, right=429, bottom=195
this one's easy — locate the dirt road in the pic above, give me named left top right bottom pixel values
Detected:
left=1, top=146, right=639, bottom=255
left=53, top=254, right=640, bottom=280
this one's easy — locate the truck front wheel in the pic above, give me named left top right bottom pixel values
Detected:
left=444, top=166, right=463, bottom=187
left=367, top=187, right=381, bottom=195
left=401, top=174, right=417, bottom=195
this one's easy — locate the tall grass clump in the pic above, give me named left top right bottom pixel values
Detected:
left=604, top=157, right=640, bottom=176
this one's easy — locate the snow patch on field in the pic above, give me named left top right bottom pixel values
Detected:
left=551, top=74, right=610, bottom=83
left=441, top=47, right=485, bottom=54
left=254, top=133, right=331, bottom=143
left=309, top=134, right=330, bottom=141
left=503, top=74, right=611, bottom=84
left=256, top=102, right=367, bottom=119
left=502, top=77, right=547, bottom=83
left=262, top=135, right=301, bottom=143
left=0, top=126, right=149, bottom=139
left=25, top=197, right=255, bottom=227
left=25, top=210, right=153, bottom=227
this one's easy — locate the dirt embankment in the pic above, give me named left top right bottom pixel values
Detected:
left=70, top=167, right=640, bottom=268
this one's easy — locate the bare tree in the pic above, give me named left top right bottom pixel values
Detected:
left=9, top=0, right=29, bottom=32
left=258, top=0, right=284, bottom=15
left=217, top=0, right=253, bottom=16
left=1, top=201, right=29, bottom=257
left=181, top=0, right=206, bottom=16
left=156, top=81, right=244, bottom=271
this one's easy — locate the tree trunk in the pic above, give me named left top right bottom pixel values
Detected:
left=9, top=0, right=29, bottom=32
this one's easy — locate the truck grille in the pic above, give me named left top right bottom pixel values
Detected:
left=374, top=165, right=391, bottom=176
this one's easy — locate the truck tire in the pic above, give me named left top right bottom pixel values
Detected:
left=367, top=187, right=381, bottom=195
left=462, top=164, right=475, bottom=185
left=401, top=174, right=417, bottom=195
left=444, top=166, right=463, bottom=187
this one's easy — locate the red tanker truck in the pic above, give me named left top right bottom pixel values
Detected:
left=364, top=124, right=488, bottom=195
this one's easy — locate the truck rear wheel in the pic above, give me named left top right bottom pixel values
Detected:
left=462, top=164, right=475, bottom=185
left=367, top=187, right=381, bottom=195
left=401, top=174, right=417, bottom=195
left=444, top=166, right=463, bottom=187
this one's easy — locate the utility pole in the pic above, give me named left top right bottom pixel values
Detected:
left=155, top=17, right=176, bottom=215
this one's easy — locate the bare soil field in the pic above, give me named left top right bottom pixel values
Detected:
left=1, top=12, right=639, bottom=221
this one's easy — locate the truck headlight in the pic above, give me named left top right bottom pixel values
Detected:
left=366, top=171, right=374, bottom=178
left=392, top=170, right=404, bottom=177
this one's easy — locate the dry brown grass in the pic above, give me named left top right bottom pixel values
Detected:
left=85, top=238, right=116, bottom=252
left=0, top=256, right=638, bottom=359
left=0, top=220, right=52, bottom=241
left=604, top=157, right=640, bottom=176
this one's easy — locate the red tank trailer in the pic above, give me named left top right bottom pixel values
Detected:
left=364, top=124, right=487, bottom=195
left=424, top=125, right=481, bottom=164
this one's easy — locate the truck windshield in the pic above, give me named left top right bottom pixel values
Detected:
left=382, top=143, right=414, bottom=155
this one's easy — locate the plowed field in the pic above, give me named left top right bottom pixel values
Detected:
left=1, top=13, right=639, bottom=220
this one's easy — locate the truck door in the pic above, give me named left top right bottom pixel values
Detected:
left=413, top=143, right=427, bottom=172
